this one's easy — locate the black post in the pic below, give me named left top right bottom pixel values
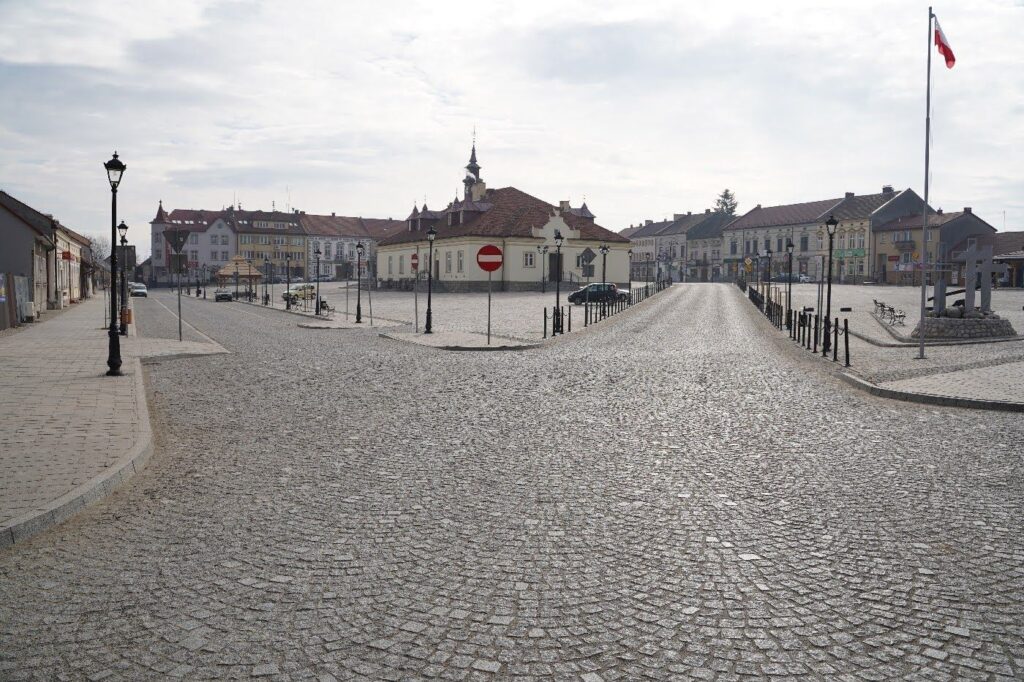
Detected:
left=833, top=318, right=839, bottom=362
left=787, top=247, right=793, bottom=329
left=356, top=250, right=363, bottom=323
left=286, top=256, right=291, bottom=310
left=824, top=224, right=835, bottom=353
left=543, top=307, right=547, bottom=339
left=844, top=319, right=850, bottom=367
left=554, top=239, right=563, bottom=334
left=315, top=252, right=322, bottom=316
left=425, top=237, right=434, bottom=334
left=106, top=173, right=122, bottom=376
left=118, top=236, right=128, bottom=335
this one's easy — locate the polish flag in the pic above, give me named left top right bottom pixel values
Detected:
left=934, top=17, right=956, bottom=69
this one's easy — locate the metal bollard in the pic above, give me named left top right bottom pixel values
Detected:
left=813, top=315, right=818, bottom=353
left=543, top=308, right=548, bottom=339
left=844, top=318, right=850, bottom=367
left=568, top=306, right=572, bottom=333
left=833, top=318, right=839, bottom=362
left=584, top=303, right=589, bottom=327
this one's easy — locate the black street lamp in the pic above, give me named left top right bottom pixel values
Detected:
left=425, top=227, right=436, bottom=333
left=285, top=254, right=292, bottom=310
left=599, top=243, right=609, bottom=288
left=355, top=242, right=364, bottom=323
left=314, top=245, right=322, bottom=315
left=786, top=240, right=794, bottom=328
left=627, top=248, right=633, bottom=291
left=824, top=214, right=838, bottom=353
left=553, top=230, right=564, bottom=333
left=263, top=256, right=270, bottom=304
left=754, top=250, right=761, bottom=286
left=766, top=246, right=773, bottom=289
left=103, top=152, right=125, bottom=376
left=537, top=244, right=548, bottom=293
left=118, top=221, right=129, bottom=335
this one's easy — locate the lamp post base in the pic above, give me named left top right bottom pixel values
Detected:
left=106, top=328, right=123, bottom=376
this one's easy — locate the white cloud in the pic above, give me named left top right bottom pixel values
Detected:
left=0, top=0, right=1021, bottom=258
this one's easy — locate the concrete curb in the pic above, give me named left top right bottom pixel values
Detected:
left=836, top=372, right=1024, bottom=413
left=378, top=332, right=541, bottom=352
left=0, top=358, right=155, bottom=549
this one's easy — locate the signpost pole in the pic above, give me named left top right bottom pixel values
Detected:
left=487, top=271, right=492, bottom=345
left=177, top=259, right=182, bottom=342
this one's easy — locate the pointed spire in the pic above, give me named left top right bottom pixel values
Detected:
left=465, top=130, right=481, bottom=181
left=152, top=199, right=169, bottom=223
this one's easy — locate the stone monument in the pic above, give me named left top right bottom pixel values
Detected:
left=913, top=244, right=1017, bottom=340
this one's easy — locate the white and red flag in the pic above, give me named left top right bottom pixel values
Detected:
left=934, top=16, right=956, bottom=69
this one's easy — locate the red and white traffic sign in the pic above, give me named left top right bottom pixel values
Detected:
left=410, top=253, right=419, bottom=271
left=476, top=244, right=503, bottom=272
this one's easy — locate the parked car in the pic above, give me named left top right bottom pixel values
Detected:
left=214, top=289, right=233, bottom=302
left=129, top=283, right=148, bottom=297
left=798, top=274, right=812, bottom=283
left=567, top=283, right=630, bottom=305
left=282, top=284, right=316, bottom=302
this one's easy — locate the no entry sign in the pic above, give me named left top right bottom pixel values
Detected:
left=410, top=253, right=419, bottom=271
left=477, top=245, right=503, bottom=272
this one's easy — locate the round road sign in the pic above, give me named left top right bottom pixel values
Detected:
left=477, top=244, right=503, bottom=272
left=410, top=253, right=419, bottom=271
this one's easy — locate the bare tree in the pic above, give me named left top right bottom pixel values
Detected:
left=89, top=235, right=110, bottom=261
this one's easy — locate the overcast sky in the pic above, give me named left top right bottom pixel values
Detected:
left=1, top=0, right=1022, bottom=259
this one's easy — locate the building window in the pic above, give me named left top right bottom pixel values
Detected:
left=575, top=254, right=583, bottom=268
left=388, top=256, right=393, bottom=275
left=730, top=241, right=737, bottom=255
left=190, top=234, right=198, bottom=244
left=457, top=250, right=464, bottom=273
left=880, top=234, right=887, bottom=244
left=776, top=238, right=783, bottom=253
left=800, top=235, right=809, bottom=252
left=190, top=250, right=198, bottom=262
left=155, top=250, right=163, bottom=260
left=398, top=255, right=404, bottom=274
left=817, top=236, right=823, bottom=250
left=764, top=238, right=770, bottom=251
left=221, top=235, right=228, bottom=245
left=524, top=251, right=535, bottom=267
left=210, top=235, right=217, bottom=244
left=838, top=234, right=846, bottom=250
left=324, top=243, right=331, bottom=259
left=211, top=250, right=218, bottom=260
left=445, top=252, right=452, bottom=273
left=857, top=233, right=865, bottom=249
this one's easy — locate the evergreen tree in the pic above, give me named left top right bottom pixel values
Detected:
left=715, top=189, right=738, bottom=215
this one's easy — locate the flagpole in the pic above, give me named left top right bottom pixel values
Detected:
left=918, top=6, right=933, bottom=360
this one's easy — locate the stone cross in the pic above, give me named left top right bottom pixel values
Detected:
left=961, top=245, right=1008, bottom=313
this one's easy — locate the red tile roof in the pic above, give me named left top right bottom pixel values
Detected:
left=361, top=218, right=405, bottom=241
left=993, top=231, right=1024, bottom=256
left=379, top=187, right=629, bottom=246
left=300, top=214, right=365, bottom=237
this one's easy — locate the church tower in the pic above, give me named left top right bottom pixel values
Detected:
left=463, top=138, right=486, bottom=202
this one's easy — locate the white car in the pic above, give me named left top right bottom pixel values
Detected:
left=798, top=274, right=812, bottom=283
left=129, top=283, right=148, bottom=297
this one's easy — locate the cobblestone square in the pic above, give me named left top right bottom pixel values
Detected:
left=1, top=284, right=1022, bottom=681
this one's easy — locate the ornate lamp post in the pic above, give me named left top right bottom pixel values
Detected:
left=425, top=227, right=436, bottom=333
left=103, top=152, right=125, bottom=376
left=537, top=244, right=548, bottom=293
left=355, top=242, right=364, bottom=323
left=824, top=214, right=838, bottom=354
left=314, top=245, right=322, bottom=315
left=117, top=221, right=129, bottom=335
left=786, top=240, right=794, bottom=328
left=553, top=230, right=564, bottom=333
left=599, top=243, right=609, bottom=288
left=766, top=246, right=773, bottom=288
left=285, top=254, right=292, bottom=310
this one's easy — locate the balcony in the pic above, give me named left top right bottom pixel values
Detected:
left=894, top=239, right=916, bottom=251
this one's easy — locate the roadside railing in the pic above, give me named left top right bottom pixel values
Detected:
left=738, top=278, right=852, bottom=368
left=544, top=279, right=670, bottom=339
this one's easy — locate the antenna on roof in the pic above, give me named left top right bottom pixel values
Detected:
left=286, top=186, right=291, bottom=214
left=272, top=200, right=275, bottom=212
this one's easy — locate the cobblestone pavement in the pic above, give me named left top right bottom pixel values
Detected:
left=186, top=281, right=651, bottom=341
left=2, top=285, right=1023, bottom=680
left=0, top=297, right=224, bottom=545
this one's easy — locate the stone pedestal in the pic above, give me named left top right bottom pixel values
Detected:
left=911, top=314, right=1017, bottom=340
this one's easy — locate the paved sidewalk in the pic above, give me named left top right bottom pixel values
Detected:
left=0, top=297, right=225, bottom=547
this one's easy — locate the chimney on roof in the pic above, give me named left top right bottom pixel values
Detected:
left=937, top=208, right=943, bottom=215
left=964, top=206, right=972, bottom=214
left=673, top=213, right=685, bottom=220
left=845, top=192, right=855, bottom=198
left=705, top=208, right=711, bottom=214
left=560, top=200, right=571, bottom=211
left=645, top=219, right=653, bottom=226
left=331, top=212, right=335, bottom=217
left=882, top=184, right=894, bottom=195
